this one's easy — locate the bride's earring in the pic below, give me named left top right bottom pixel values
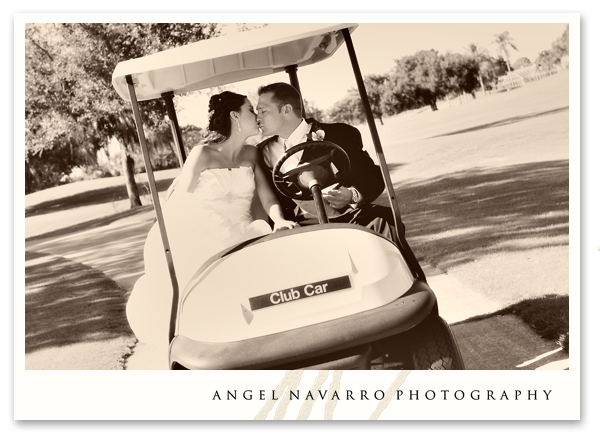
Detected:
left=236, top=119, right=242, bottom=132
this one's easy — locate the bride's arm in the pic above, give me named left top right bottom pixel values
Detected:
left=172, top=146, right=206, bottom=194
left=248, top=146, right=298, bottom=231
left=165, top=176, right=180, bottom=200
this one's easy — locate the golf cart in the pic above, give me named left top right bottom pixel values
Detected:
left=112, top=23, right=465, bottom=370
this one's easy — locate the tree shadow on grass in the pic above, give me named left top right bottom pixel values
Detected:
left=458, top=294, right=569, bottom=342
left=428, top=106, right=569, bottom=139
left=450, top=295, right=569, bottom=369
left=383, top=162, right=406, bottom=174
left=25, top=178, right=175, bottom=218
left=25, top=251, right=135, bottom=354
left=388, top=159, right=568, bottom=270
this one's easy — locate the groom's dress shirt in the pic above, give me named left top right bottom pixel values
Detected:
left=262, top=119, right=311, bottom=173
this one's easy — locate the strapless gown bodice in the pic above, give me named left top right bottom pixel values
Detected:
left=126, top=166, right=271, bottom=347
left=176, top=166, right=255, bottom=220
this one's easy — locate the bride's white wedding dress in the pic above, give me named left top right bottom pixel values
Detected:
left=126, top=166, right=271, bottom=346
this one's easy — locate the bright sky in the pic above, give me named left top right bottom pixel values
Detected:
left=175, top=22, right=568, bottom=127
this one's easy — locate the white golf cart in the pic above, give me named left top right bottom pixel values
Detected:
left=112, top=23, right=465, bottom=370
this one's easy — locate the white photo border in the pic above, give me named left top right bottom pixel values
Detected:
left=12, top=7, right=588, bottom=430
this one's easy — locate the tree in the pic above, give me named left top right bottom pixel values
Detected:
left=25, top=23, right=221, bottom=202
left=536, top=50, right=556, bottom=70
left=536, top=25, right=569, bottom=70
left=412, top=50, right=445, bottom=111
left=25, top=24, right=104, bottom=192
left=552, top=25, right=569, bottom=60
left=327, top=100, right=353, bottom=124
left=493, top=31, right=519, bottom=73
left=388, top=50, right=444, bottom=112
left=381, top=85, right=414, bottom=116
left=512, top=57, right=532, bottom=70
left=440, top=52, right=462, bottom=99
left=303, top=100, right=327, bottom=122
left=465, top=43, right=488, bottom=95
left=328, top=91, right=363, bottom=124
left=440, top=52, right=480, bottom=100
left=180, top=125, right=205, bottom=157
left=478, top=57, right=506, bottom=90
left=363, top=74, right=387, bottom=125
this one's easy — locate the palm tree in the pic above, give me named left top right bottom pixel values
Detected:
left=493, top=31, right=518, bottom=73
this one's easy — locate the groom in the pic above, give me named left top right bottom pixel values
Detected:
left=255, top=82, right=395, bottom=239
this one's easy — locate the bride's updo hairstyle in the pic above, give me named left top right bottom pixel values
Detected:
left=204, top=91, right=247, bottom=144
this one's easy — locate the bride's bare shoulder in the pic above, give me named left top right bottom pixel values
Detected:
left=181, top=144, right=212, bottom=174
left=188, top=143, right=207, bottom=157
left=190, top=143, right=218, bottom=161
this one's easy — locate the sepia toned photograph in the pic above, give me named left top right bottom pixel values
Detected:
left=16, top=13, right=580, bottom=422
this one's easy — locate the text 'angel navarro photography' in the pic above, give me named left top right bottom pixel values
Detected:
left=212, top=388, right=553, bottom=401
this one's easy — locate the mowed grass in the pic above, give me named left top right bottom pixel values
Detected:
left=25, top=168, right=179, bottom=240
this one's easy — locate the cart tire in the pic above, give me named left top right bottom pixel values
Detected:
left=410, top=315, right=465, bottom=370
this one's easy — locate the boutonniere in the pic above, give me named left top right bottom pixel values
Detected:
left=311, top=129, right=325, bottom=142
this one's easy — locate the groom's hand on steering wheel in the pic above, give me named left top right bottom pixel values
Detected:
left=322, top=186, right=353, bottom=210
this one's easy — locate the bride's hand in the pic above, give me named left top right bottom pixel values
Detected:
left=272, top=220, right=299, bottom=232
left=165, top=176, right=180, bottom=200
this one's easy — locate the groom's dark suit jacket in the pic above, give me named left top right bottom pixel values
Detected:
left=257, top=118, right=385, bottom=221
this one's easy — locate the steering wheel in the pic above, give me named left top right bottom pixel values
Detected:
left=272, top=140, right=351, bottom=200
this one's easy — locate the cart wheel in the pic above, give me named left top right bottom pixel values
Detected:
left=410, top=315, right=465, bottom=370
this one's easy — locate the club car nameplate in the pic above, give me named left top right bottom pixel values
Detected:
left=249, top=275, right=351, bottom=311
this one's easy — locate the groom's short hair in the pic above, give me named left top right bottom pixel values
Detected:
left=258, top=82, right=303, bottom=118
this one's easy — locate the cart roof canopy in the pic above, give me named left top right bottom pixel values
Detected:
left=112, top=23, right=358, bottom=102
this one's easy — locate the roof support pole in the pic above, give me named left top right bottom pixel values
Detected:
left=285, top=64, right=306, bottom=118
left=162, top=91, right=187, bottom=167
left=126, top=75, right=181, bottom=345
left=342, top=29, right=425, bottom=282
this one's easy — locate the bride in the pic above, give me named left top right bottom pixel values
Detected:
left=126, top=91, right=297, bottom=347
